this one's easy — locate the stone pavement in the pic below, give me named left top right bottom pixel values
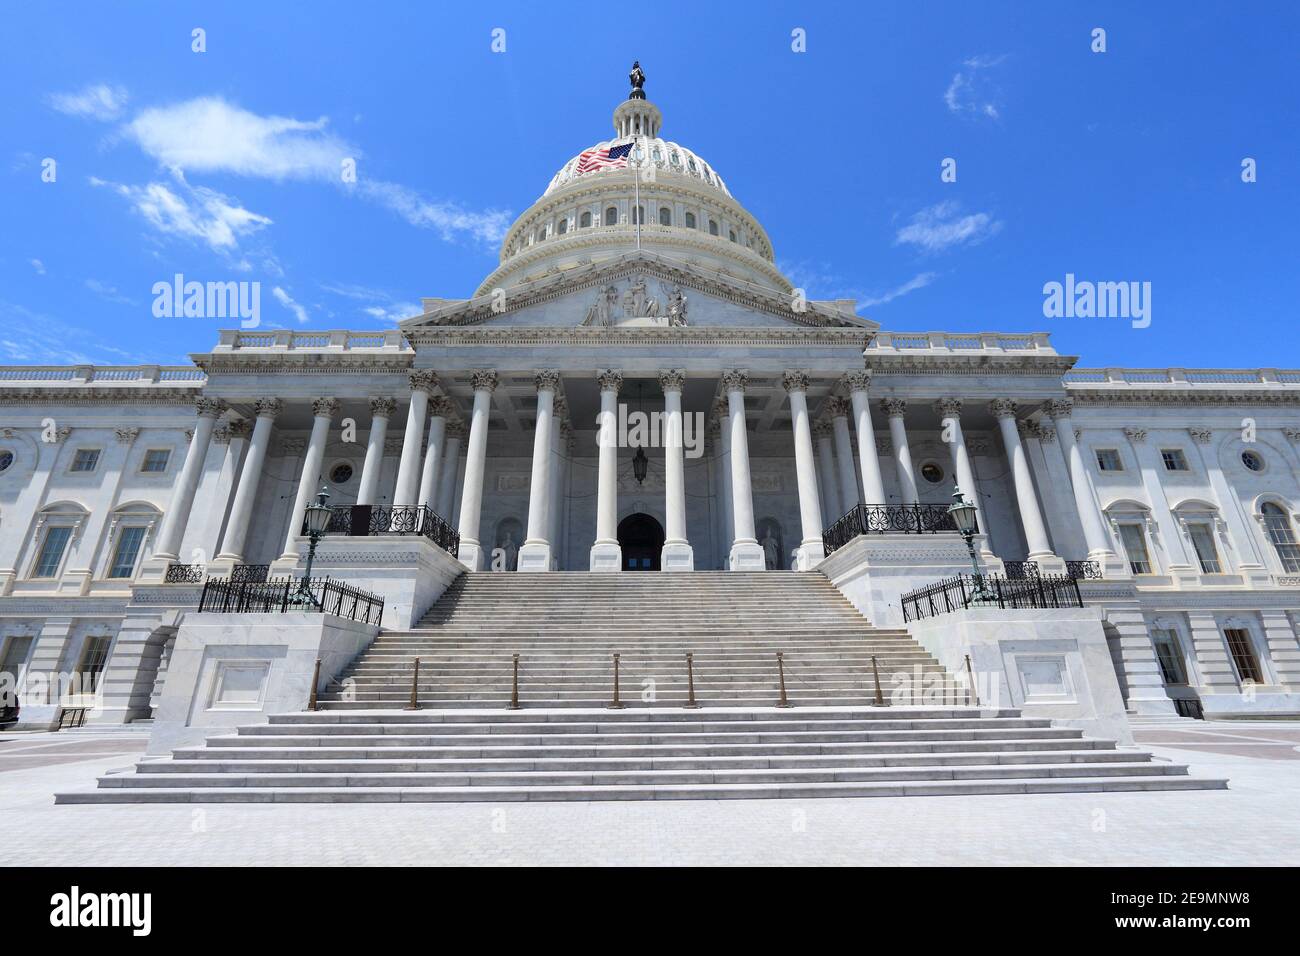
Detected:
left=3, top=720, right=1298, bottom=866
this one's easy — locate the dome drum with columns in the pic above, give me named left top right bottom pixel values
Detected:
left=2, top=63, right=1299, bottom=728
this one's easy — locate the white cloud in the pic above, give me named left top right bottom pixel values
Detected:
left=91, top=173, right=272, bottom=253
left=944, top=55, right=1006, bottom=120
left=125, top=97, right=351, bottom=180
left=895, top=201, right=1002, bottom=253
left=29, top=258, right=46, bottom=275
left=272, top=286, right=310, bottom=325
left=357, top=180, right=512, bottom=245
left=47, top=83, right=128, bottom=121
left=84, top=278, right=136, bottom=305
left=858, top=272, right=938, bottom=308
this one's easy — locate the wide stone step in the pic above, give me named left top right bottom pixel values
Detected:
left=58, top=774, right=1226, bottom=804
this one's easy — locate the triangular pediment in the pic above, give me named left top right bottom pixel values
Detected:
left=400, top=251, right=877, bottom=333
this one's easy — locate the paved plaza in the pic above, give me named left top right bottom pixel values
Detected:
left=4, top=719, right=1298, bottom=866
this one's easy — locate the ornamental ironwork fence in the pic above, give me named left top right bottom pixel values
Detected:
left=900, top=573, right=1083, bottom=622
left=229, top=564, right=269, bottom=583
left=198, top=575, right=384, bottom=626
left=822, top=503, right=959, bottom=555
left=323, top=504, right=459, bottom=557
left=1065, top=560, right=1103, bottom=580
left=163, top=563, right=205, bottom=583
left=1003, top=560, right=1041, bottom=581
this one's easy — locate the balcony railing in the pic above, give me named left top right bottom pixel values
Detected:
left=163, top=563, right=205, bottom=584
left=1004, top=560, right=1103, bottom=581
left=323, top=505, right=460, bottom=558
left=901, top=574, right=1084, bottom=622
left=1064, top=560, right=1103, bottom=580
left=822, top=503, right=958, bottom=555
left=198, top=575, right=384, bottom=625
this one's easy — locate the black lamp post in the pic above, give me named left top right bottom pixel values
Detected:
left=947, top=485, right=995, bottom=603
left=294, top=486, right=332, bottom=608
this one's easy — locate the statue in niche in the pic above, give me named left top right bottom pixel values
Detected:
left=493, top=517, right=523, bottom=572
left=757, top=518, right=784, bottom=570
left=622, top=275, right=659, bottom=318
left=582, top=285, right=620, bottom=327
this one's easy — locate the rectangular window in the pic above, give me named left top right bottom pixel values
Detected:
left=1119, top=523, right=1153, bottom=574
left=1151, top=630, right=1187, bottom=685
left=107, top=526, right=147, bottom=579
left=1187, top=522, right=1222, bottom=573
left=74, top=634, right=113, bottom=694
left=1223, top=628, right=1264, bottom=684
left=1262, top=512, right=1300, bottom=573
left=70, top=449, right=100, bottom=473
left=1095, top=449, right=1123, bottom=472
left=141, top=449, right=170, bottom=473
left=0, top=634, right=35, bottom=688
left=32, top=525, right=73, bottom=578
left=1161, top=449, right=1189, bottom=471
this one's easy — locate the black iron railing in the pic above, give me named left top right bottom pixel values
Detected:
left=1003, top=560, right=1041, bottom=581
left=198, top=574, right=384, bottom=625
left=823, top=503, right=958, bottom=555
left=1065, top=559, right=1103, bottom=580
left=164, top=563, right=205, bottom=583
left=230, top=564, right=269, bottom=583
left=901, top=573, right=1084, bottom=622
left=322, top=504, right=459, bottom=557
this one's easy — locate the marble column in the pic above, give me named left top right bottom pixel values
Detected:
left=456, top=370, right=497, bottom=571
left=152, top=397, right=226, bottom=562
left=713, top=407, right=735, bottom=569
left=590, top=370, right=623, bottom=571
left=659, top=369, right=694, bottom=571
left=845, top=371, right=886, bottom=504
left=935, top=398, right=992, bottom=554
left=356, top=398, right=396, bottom=506
left=210, top=419, right=251, bottom=559
left=1047, top=399, right=1123, bottom=573
left=783, top=372, right=824, bottom=569
left=392, top=370, right=438, bottom=507
left=827, top=398, right=859, bottom=516
left=518, top=370, right=560, bottom=572
left=723, top=370, right=765, bottom=570
left=281, top=397, right=339, bottom=560
left=991, top=399, right=1055, bottom=561
left=549, top=416, right=569, bottom=570
left=813, top=421, right=839, bottom=526
left=216, top=398, right=281, bottom=562
left=882, top=399, right=919, bottom=504
left=436, top=422, right=465, bottom=520
left=417, top=397, right=453, bottom=511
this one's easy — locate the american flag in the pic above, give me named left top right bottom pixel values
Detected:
left=575, top=141, right=633, bottom=174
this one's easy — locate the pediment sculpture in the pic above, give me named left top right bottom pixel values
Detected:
left=581, top=275, right=689, bottom=327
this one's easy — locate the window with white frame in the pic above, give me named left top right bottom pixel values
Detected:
left=74, top=634, right=113, bottom=695
left=1150, top=628, right=1188, bottom=685
left=1223, top=627, right=1264, bottom=684
left=70, top=448, right=100, bottom=473
left=1186, top=521, right=1222, bottom=573
left=141, top=448, right=170, bottom=473
left=1161, top=448, right=1189, bottom=471
left=604, top=206, right=617, bottom=226
left=0, top=633, right=35, bottom=689
left=579, top=211, right=591, bottom=228
left=1095, top=448, right=1123, bottom=472
left=556, top=218, right=567, bottom=235
left=32, top=525, right=74, bottom=578
left=685, top=211, right=696, bottom=229
left=107, top=525, right=148, bottom=579
left=1118, top=522, right=1153, bottom=574
left=1261, top=503, right=1300, bottom=572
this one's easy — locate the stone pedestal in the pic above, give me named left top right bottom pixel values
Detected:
left=729, top=540, right=766, bottom=571
left=517, top=542, right=553, bottom=573
left=589, top=541, right=622, bottom=572
left=661, top=541, right=695, bottom=572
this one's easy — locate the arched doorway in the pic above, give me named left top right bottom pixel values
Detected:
left=618, top=513, right=664, bottom=571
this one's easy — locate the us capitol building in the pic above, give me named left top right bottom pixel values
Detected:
left=2, top=70, right=1298, bottom=732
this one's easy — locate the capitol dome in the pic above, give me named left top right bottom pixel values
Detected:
left=475, top=67, right=788, bottom=296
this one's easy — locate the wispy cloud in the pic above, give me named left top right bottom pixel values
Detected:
left=90, top=172, right=272, bottom=254
left=47, top=83, right=128, bottom=121
left=895, top=201, right=1002, bottom=253
left=356, top=180, right=512, bottom=245
left=944, top=54, right=1006, bottom=120
left=84, top=278, right=136, bottom=305
left=29, top=258, right=46, bottom=275
left=321, top=282, right=421, bottom=325
left=272, top=286, right=310, bottom=325
left=858, top=272, right=938, bottom=308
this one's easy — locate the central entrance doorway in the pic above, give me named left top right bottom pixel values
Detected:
left=618, top=513, right=665, bottom=571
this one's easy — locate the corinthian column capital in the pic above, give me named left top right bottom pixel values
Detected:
left=409, top=370, right=439, bottom=394
left=843, top=370, right=872, bottom=393
left=658, top=369, right=687, bottom=392
left=781, top=370, right=810, bottom=393
left=597, top=369, right=624, bottom=393
left=720, top=369, right=748, bottom=393
left=311, top=397, right=340, bottom=418
left=989, top=398, right=1018, bottom=421
left=469, top=369, right=498, bottom=393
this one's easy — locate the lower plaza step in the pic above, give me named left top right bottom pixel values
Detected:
left=57, top=571, right=1227, bottom=803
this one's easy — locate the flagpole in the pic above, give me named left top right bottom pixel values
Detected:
left=633, top=137, right=641, bottom=252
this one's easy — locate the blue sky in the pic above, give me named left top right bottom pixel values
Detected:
left=2, top=1, right=1297, bottom=369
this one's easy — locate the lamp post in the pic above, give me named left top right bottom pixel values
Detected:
left=948, top=484, right=995, bottom=603
left=294, top=487, right=333, bottom=608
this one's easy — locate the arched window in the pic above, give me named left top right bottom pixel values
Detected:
left=633, top=205, right=645, bottom=225
left=658, top=207, right=671, bottom=226
left=685, top=212, right=696, bottom=229
left=604, top=206, right=618, bottom=226
left=556, top=218, right=568, bottom=235
left=708, top=219, right=719, bottom=236
left=580, top=211, right=592, bottom=228
left=536, top=226, right=547, bottom=242
left=670, top=151, right=681, bottom=166
left=1261, top=502, right=1300, bottom=572
left=728, top=229, right=737, bottom=242
left=687, top=157, right=697, bottom=174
